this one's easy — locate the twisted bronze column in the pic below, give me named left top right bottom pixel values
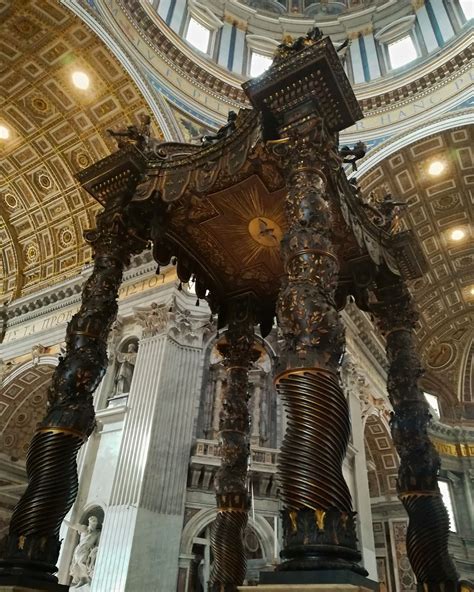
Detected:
left=209, top=295, right=260, bottom=592
left=269, top=117, right=365, bottom=574
left=0, top=155, right=149, bottom=587
left=371, top=274, right=459, bottom=592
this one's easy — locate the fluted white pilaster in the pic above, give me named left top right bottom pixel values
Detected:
left=349, top=38, right=365, bottom=84
left=92, top=332, right=203, bottom=592
left=363, top=33, right=381, bottom=79
left=342, top=354, right=378, bottom=580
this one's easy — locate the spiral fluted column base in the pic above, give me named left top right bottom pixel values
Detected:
left=401, top=493, right=458, bottom=591
left=276, top=368, right=365, bottom=574
left=0, top=429, right=83, bottom=582
left=210, top=495, right=248, bottom=592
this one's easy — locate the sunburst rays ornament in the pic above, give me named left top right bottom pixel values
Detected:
left=202, top=179, right=286, bottom=277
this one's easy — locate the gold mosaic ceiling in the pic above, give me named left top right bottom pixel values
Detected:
left=359, top=126, right=474, bottom=402
left=0, top=0, right=162, bottom=302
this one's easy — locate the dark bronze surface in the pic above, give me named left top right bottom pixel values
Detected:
left=209, top=294, right=260, bottom=591
left=0, top=148, right=151, bottom=585
left=370, top=273, right=459, bottom=591
left=1, top=28, right=445, bottom=591
left=263, top=108, right=366, bottom=573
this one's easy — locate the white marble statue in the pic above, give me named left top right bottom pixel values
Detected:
left=113, top=342, right=138, bottom=395
left=134, top=301, right=169, bottom=337
left=107, top=315, right=123, bottom=359
left=65, top=515, right=101, bottom=589
left=31, top=344, right=48, bottom=366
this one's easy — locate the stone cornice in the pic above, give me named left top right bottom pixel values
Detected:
left=429, top=420, right=474, bottom=441
left=357, top=37, right=472, bottom=110
left=117, top=0, right=247, bottom=104
left=4, top=252, right=157, bottom=327
left=77, top=0, right=471, bottom=132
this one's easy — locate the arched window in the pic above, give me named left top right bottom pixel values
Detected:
left=423, top=391, right=441, bottom=419
left=438, top=480, right=457, bottom=533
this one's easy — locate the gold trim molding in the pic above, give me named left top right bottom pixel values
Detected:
left=431, top=438, right=474, bottom=458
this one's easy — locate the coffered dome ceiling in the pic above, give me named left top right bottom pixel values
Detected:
left=359, top=125, right=474, bottom=403
left=0, top=1, right=471, bottom=407
left=0, top=0, right=162, bottom=303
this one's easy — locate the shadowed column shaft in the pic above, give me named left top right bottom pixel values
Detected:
left=0, top=189, right=149, bottom=583
left=210, top=296, right=259, bottom=592
left=270, top=119, right=365, bottom=573
left=372, top=276, right=458, bottom=591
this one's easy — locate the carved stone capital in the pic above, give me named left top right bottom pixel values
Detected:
left=134, top=294, right=215, bottom=346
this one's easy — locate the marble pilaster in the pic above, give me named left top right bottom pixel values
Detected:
left=349, top=38, right=365, bottom=84
left=415, top=5, right=439, bottom=52
left=363, top=33, right=381, bottom=79
left=251, top=380, right=262, bottom=445
left=91, top=304, right=207, bottom=592
left=429, top=0, right=455, bottom=42
left=211, top=371, right=224, bottom=438
left=342, top=356, right=378, bottom=581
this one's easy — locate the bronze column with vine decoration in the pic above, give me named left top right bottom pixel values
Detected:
left=209, top=295, right=260, bottom=592
left=0, top=150, right=150, bottom=588
left=268, top=115, right=366, bottom=575
left=371, top=273, right=459, bottom=592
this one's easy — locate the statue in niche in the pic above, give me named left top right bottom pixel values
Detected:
left=107, top=316, right=123, bottom=359
left=112, top=342, right=138, bottom=396
left=65, top=515, right=101, bottom=589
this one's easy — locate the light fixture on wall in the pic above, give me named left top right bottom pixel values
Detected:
left=428, top=160, right=445, bottom=176
left=449, top=228, right=465, bottom=241
left=72, top=71, right=90, bottom=90
left=0, top=124, right=10, bottom=140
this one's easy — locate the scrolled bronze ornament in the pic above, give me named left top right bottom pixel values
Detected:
left=371, top=275, right=459, bottom=591
left=209, top=295, right=260, bottom=592
left=0, top=175, right=150, bottom=586
left=270, top=118, right=365, bottom=573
